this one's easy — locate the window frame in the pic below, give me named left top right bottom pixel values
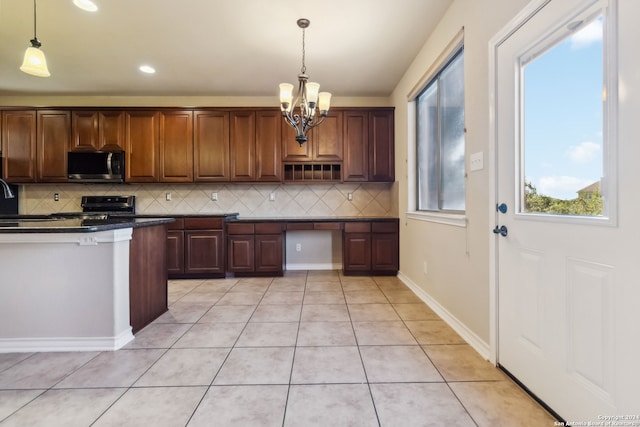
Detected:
left=407, top=31, right=466, bottom=227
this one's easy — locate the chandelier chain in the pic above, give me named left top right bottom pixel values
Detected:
left=300, top=26, right=306, bottom=74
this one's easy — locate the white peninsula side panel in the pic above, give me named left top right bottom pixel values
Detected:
left=0, top=228, right=134, bottom=352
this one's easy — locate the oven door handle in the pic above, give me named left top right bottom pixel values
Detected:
left=106, top=152, right=113, bottom=176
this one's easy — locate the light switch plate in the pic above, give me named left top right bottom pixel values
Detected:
left=470, top=152, right=484, bottom=171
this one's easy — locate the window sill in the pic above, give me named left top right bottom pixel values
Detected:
left=406, top=211, right=467, bottom=227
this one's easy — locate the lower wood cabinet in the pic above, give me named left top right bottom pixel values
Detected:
left=227, top=222, right=285, bottom=275
left=130, top=224, right=168, bottom=334
left=343, top=220, right=399, bottom=275
left=167, top=217, right=225, bottom=278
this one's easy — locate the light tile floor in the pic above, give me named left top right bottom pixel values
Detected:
left=0, top=271, right=558, bottom=427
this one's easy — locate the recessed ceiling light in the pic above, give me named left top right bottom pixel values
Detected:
left=73, top=0, right=98, bottom=12
left=139, top=65, right=156, bottom=74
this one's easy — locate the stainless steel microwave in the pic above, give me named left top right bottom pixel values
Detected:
left=67, top=151, right=125, bottom=183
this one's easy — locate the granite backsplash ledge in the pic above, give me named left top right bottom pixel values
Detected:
left=19, top=182, right=398, bottom=218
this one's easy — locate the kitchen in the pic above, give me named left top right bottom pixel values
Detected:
left=1, top=0, right=639, bottom=425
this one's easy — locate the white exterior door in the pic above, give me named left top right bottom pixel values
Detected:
left=493, top=0, right=640, bottom=421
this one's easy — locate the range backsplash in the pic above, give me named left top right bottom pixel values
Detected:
left=20, top=182, right=397, bottom=218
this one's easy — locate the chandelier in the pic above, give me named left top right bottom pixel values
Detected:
left=20, top=0, right=50, bottom=77
left=279, top=18, right=331, bottom=146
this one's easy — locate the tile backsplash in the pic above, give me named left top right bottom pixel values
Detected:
left=20, top=182, right=397, bottom=218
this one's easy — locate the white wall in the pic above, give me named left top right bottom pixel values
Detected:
left=392, top=0, right=532, bottom=346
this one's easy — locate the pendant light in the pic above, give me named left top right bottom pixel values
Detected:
left=20, top=0, right=50, bottom=77
left=279, top=18, right=331, bottom=146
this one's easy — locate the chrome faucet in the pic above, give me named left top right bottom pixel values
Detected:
left=0, top=178, right=15, bottom=199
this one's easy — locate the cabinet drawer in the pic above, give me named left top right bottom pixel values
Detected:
left=314, top=222, right=342, bottom=230
left=184, top=217, right=224, bottom=230
left=227, top=223, right=255, bottom=234
left=255, top=222, right=285, bottom=234
left=168, top=218, right=184, bottom=230
left=344, top=222, right=371, bottom=233
left=287, top=222, right=313, bottom=231
left=372, top=221, right=397, bottom=233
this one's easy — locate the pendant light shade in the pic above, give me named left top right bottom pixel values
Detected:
left=20, top=0, right=50, bottom=77
left=20, top=40, right=50, bottom=77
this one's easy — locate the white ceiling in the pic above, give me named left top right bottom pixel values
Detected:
left=0, top=0, right=453, bottom=98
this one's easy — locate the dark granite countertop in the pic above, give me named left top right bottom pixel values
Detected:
left=0, top=216, right=174, bottom=233
left=225, top=216, right=399, bottom=223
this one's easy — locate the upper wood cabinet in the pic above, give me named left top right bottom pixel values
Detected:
left=281, top=110, right=342, bottom=162
left=125, top=111, right=160, bottom=182
left=160, top=110, right=193, bottom=182
left=71, top=110, right=125, bottom=152
left=313, top=110, right=343, bottom=161
left=229, top=110, right=256, bottom=181
left=1, top=106, right=394, bottom=184
left=194, top=110, right=230, bottom=181
left=343, top=110, right=369, bottom=181
left=1, top=110, right=69, bottom=183
left=1, top=110, right=37, bottom=182
left=37, top=110, right=70, bottom=182
left=255, top=110, right=282, bottom=182
left=344, top=108, right=395, bottom=182
left=282, top=118, right=312, bottom=161
left=368, top=109, right=395, bottom=182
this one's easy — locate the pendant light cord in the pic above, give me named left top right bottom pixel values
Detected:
left=33, top=0, right=38, bottom=39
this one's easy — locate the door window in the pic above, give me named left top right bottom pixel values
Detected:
left=520, top=14, right=609, bottom=218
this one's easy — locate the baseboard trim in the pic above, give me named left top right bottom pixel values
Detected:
left=397, top=271, right=491, bottom=360
left=0, top=329, right=134, bottom=353
left=286, top=262, right=343, bottom=271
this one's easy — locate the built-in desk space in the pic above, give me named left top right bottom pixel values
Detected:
left=225, top=217, right=399, bottom=276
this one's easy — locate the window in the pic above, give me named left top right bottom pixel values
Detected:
left=416, top=48, right=465, bottom=213
left=520, top=14, right=607, bottom=218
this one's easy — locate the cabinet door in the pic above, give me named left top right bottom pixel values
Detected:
left=1, top=110, right=36, bottom=182
left=99, top=111, right=125, bottom=151
left=255, top=110, right=282, bottom=181
left=343, top=233, right=372, bottom=273
left=160, top=110, right=193, bottom=182
left=71, top=111, right=99, bottom=151
left=125, top=111, right=160, bottom=182
left=229, top=111, right=255, bottom=181
left=166, top=230, right=185, bottom=275
left=194, top=110, right=230, bottom=181
left=368, top=109, right=395, bottom=182
left=227, top=235, right=255, bottom=272
left=37, top=110, right=70, bottom=182
left=281, top=120, right=312, bottom=161
left=313, top=110, right=343, bottom=161
left=185, top=230, right=225, bottom=274
left=372, top=233, right=399, bottom=272
left=255, top=234, right=283, bottom=273
left=343, top=110, right=369, bottom=181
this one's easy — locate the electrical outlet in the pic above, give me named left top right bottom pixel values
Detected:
left=53, top=193, right=59, bottom=201
left=165, top=193, right=171, bottom=201
left=296, top=243, right=302, bottom=252
left=211, top=192, right=218, bottom=201
left=423, top=261, right=428, bottom=275
left=347, top=192, right=353, bottom=201
left=269, top=192, right=276, bottom=201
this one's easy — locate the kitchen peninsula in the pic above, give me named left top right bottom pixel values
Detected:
left=0, top=216, right=172, bottom=353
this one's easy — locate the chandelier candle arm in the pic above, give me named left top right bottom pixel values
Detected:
left=278, top=18, right=331, bottom=146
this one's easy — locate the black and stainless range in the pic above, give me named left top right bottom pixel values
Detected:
left=57, top=195, right=136, bottom=221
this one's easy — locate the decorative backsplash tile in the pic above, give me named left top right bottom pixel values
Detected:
left=20, top=183, right=397, bottom=218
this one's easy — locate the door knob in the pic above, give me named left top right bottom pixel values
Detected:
left=496, top=203, right=507, bottom=214
left=493, top=225, right=508, bottom=237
